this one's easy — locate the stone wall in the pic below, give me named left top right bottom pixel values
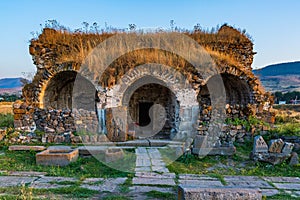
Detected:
left=13, top=100, right=99, bottom=143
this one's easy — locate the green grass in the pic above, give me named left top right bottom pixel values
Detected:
left=0, top=185, right=99, bottom=199
left=0, top=147, right=134, bottom=178
left=271, top=122, right=300, bottom=137
left=34, top=186, right=98, bottom=198
left=119, top=175, right=133, bottom=194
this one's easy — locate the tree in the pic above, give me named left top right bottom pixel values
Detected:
left=128, top=24, right=136, bottom=31
left=82, top=22, right=89, bottom=33
left=194, top=23, right=201, bottom=32
left=170, top=20, right=175, bottom=31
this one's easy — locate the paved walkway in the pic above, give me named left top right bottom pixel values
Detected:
left=0, top=147, right=299, bottom=199
left=134, top=147, right=169, bottom=173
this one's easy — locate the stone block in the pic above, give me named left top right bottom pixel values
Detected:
left=273, top=183, right=300, bottom=190
left=81, top=135, right=90, bottom=143
left=178, top=185, right=262, bottom=200
left=193, top=135, right=208, bottom=149
left=77, top=146, right=107, bottom=156
left=269, top=139, right=285, bottom=153
left=289, top=152, right=299, bottom=166
left=13, top=108, right=26, bottom=114
left=281, top=142, right=294, bottom=154
left=53, top=135, right=65, bottom=143
left=13, top=101, right=22, bottom=109
left=253, top=136, right=268, bottom=154
left=71, top=136, right=82, bottom=143
left=105, top=148, right=124, bottom=163
left=89, top=135, right=98, bottom=143
left=9, top=145, right=46, bottom=151
left=36, top=149, right=79, bottom=166
left=252, top=152, right=291, bottom=165
left=47, top=146, right=72, bottom=151
left=133, top=177, right=175, bottom=186
left=0, top=128, right=6, bottom=141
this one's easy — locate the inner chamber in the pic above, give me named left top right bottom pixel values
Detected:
left=128, top=83, right=179, bottom=139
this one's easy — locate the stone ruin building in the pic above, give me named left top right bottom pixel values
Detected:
left=14, top=24, right=273, bottom=156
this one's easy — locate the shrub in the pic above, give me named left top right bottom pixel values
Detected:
left=0, top=113, right=14, bottom=128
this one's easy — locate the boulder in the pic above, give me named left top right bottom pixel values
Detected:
left=178, top=185, right=262, bottom=200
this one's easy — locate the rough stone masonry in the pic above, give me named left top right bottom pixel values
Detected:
left=14, top=24, right=273, bottom=155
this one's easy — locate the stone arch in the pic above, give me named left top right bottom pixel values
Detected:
left=204, top=72, right=253, bottom=107
left=221, top=73, right=252, bottom=106
left=41, top=70, right=98, bottom=111
left=107, top=64, right=199, bottom=140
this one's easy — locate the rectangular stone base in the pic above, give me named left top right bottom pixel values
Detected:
left=192, top=146, right=236, bottom=156
left=178, top=185, right=262, bottom=200
left=36, top=149, right=79, bottom=166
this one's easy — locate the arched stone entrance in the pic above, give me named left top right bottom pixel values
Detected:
left=105, top=64, right=199, bottom=141
left=128, top=83, right=179, bottom=139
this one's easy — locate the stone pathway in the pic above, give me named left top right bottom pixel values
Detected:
left=1, top=172, right=300, bottom=198
left=133, top=147, right=176, bottom=186
left=0, top=147, right=299, bottom=199
left=134, top=147, right=169, bottom=173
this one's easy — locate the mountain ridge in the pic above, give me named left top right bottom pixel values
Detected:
left=253, top=61, right=300, bottom=93
left=0, top=77, right=23, bottom=89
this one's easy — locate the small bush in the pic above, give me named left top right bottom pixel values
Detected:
left=0, top=113, right=14, bottom=128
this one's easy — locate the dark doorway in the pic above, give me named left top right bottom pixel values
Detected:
left=139, top=102, right=153, bottom=127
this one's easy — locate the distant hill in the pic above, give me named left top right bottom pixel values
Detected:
left=253, top=61, right=300, bottom=93
left=0, top=78, right=23, bottom=89
left=0, top=78, right=24, bottom=95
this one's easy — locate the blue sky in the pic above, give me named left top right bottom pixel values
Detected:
left=0, top=0, right=299, bottom=78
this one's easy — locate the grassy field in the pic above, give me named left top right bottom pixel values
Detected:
left=0, top=102, right=13, bottom=114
